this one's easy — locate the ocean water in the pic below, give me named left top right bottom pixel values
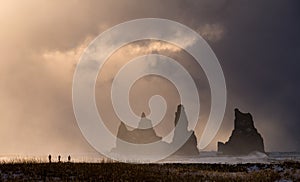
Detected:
left=1, top=152, right=300, bottom=164
left=163, top=151, right=300, bottom=164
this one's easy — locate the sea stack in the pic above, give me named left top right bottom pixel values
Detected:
left=112, top=104, right=199, bottom=157
left=218, top=108, right=265, bottom=155
left=116, top=113, right=162, bottom=145
left=112, top=113, right=162, bottom=155
left=171, top=104, right=199, bottom=156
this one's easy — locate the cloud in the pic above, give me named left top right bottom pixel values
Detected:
left=128, top=41, right=181, bottom=54
left=197, top=24, right=225, bottom=42
left=0, top=0, right=299, bottom=155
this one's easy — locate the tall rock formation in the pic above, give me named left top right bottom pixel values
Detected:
left=112, top=104, right=199, bottom=157
left=218, top=108, right=265, bottom=155
left=171, top=104, right=199, bottom=156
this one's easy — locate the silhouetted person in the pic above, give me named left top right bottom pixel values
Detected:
left=48, top=154, right=52, bottom=163
left=58, top=155, right=61, bottom=163
left=68, top=155, right=71, bottom=162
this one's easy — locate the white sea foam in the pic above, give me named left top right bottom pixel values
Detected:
left=162, top=151, right=269, bottom=164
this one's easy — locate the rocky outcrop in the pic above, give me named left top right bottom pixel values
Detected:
left=112, top=104, right=199, bottom=156
left=218, top=109, right=265, bottom=155
left=111, top=113, right=162, bottom=155
left=171, top=105, right=199, bottom=156
left=116, top=113, right=162, bottom=145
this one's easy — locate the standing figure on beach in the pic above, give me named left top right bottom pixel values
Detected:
left=68, top=155, right=71, bottom=162
left=58, top=155, right=61, bottom=162
left=48, top=154, right=51, bottom=163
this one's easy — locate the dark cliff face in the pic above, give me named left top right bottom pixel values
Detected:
left=234, top=108, right=255, bottom=131
left=218, top=109, right=265, bottom=155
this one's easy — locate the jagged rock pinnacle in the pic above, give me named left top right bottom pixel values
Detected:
left=218, top=108, right=265, bottom=155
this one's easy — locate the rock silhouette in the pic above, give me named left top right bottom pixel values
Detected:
left=218, top=108, right=265, bottom=155
left=115, top=113, right=162, bottom=145
left=112, top=104, right=199, bottom=157
left=171, top=105, right=199, bottom=156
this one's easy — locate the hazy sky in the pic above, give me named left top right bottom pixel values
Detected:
left=0, top=0, right=299, bottom=155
